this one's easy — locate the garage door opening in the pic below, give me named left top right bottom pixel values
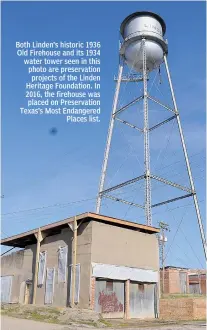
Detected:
left=130, top=282, right=157, bottom=318
left=95, top=279, right=124, bottom=318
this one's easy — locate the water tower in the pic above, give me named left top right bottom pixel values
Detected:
left=96, top=11, right=207, bottom=259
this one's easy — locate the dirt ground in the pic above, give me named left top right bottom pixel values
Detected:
left=1, top=305, right=206, bottom=330
left=1, top=315, right=206, bottom=330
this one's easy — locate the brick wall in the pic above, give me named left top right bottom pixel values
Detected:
left=90, top=277, right=96, bottom=310
left=160, top=298, right=206, bottom=320
left=160, top=269, right=181, bottom=294
left=200, top=277, right=206, bottom=294
left=160, top=268, right=206, bottom=295
left=160, top=270, right=170, bottom=293
left=189, top=273, right=206, bottom=295
left=169, top=270, right=183, bottom=293
left=124, top=280, right=130, bottom=319
left=193, top=298, right=206, bottom=319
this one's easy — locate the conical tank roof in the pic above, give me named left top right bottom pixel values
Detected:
left=120, top=11, right=166, bottom=38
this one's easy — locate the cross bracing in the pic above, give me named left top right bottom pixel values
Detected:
left=96, top=41, right=207, bottom=259
left=99, top=173, right=193, bottom=210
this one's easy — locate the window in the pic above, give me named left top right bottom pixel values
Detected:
left=58, top=246, right=67, bottom=283
left=45, top=268, right=55, bottom=304
left=106, top=280, right=113, bottom=291
left=38, top=251, right=47, bottom=286
left=1, top=276, right=13, bottom=303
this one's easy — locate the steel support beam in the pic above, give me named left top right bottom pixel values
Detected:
left=114, top=95, right=143, bottom=117
left=114, top=73, right=147, bottom=82
left=164, top=55, right=207, bottom=260
left=119, top=78, right=144, bottom=82
left=96, top=63, right=123, bottom=213
left=114, top=76, right=144, bottom=82
left=115, top=117, right=143, bottom=132
left=104, top=194, right=145, bottom=209
left=100, top=175, right=145, bottom=195
left=152, top=193, right=193, bottom=208
left=149, top=115, right=177, bottom=132
left=150, top=174, right=192, bottom=193
left=148, top=95, right=176, bottom=113
left=142, top=39, right=152, bottom=226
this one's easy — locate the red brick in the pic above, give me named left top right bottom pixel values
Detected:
left=90, top=277, right=96, bottom=310
left=160, top=298, right=206, bottom=320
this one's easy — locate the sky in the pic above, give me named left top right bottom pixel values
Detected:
left=1, top=1, right=206, bottom=268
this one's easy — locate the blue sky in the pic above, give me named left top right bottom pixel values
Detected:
left=1, top=1, right=206, bottom=268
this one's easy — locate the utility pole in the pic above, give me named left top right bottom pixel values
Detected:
left=159, top=221, right=170, bottom=295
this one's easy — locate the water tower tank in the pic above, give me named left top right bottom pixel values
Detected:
left=120, top=11, right=168, bottom=72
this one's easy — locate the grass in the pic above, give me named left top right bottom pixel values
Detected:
left=76, top=320, right=99, bottom=327
left=1, top=306, right=61, bottom=325
left=99, top=319, right=113, bottom=327
left=1, top=305, right=109, bottom=327
left=1, top=303, right=206, bottom=328
left=109, top=319, right=207, bottom=328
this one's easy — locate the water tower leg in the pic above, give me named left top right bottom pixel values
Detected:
left=164, top=55, right=207, bottom=260
left=142, top=39, right=152, bottom=226
left=96, top=62, right=124, bottom=214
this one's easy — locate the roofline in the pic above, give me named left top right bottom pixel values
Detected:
left=161, top=266, right=206, bottom=273
left=160, top=266, right=189, bottom=270
left=120, top=11, right=166, bottom=37
left=89, top=212, right=160, bottom=232
left=1, top=212, right=159, bottom=246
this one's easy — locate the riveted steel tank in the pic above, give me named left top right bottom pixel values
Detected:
left=120, top=11, right=168, bottom=72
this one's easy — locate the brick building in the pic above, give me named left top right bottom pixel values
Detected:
left=160, top=266, right=206, bottom=295
left=1, top=212, right=160, bottom=319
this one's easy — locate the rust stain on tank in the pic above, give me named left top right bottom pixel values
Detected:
left=98, top=291, right=123, bottom=313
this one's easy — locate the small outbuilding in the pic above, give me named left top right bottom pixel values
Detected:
left=1, top=212, right=160, bottom=319
left=160, top=266, right=206, bottom=295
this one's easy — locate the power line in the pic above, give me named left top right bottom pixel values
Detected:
left=2, top=147, right=204, bottom=218
left=164, top=209, right=189, bottom=262
left=179, top=227, right=204, bottom=268
left=175, top=242, right=194, bottom=266
left=156, top=149, right=205, bottom=172
left=152, top=119, right=176, bottom=172
left=2, top=197, right=96, bottom=216
left=2, top=195, right=204, bottom=228
left=1, top=230, right=10, bottom=237
left=1, top=247, right=16, bottom=256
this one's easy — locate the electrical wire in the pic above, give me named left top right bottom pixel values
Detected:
left=175, top=242, right=194, bottom=266
left=152, top=119, right=176, bottom=172
left=2, top=168, right=204, bottom=229
left=179, top=227, right=205, bottom=269
left=118, top=122, right=143, bottom=171
left=156, top=150, right=205, bottom=172
left=1, top=247, right=16, bottom=256
left=2, top=197, right=96, bottom=216
left=3, top=146, right=204, bottom=219
left=164, top=208, right=190, bottom=262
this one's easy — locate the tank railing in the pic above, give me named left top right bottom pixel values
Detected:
left=122, top=29, right=164, bottom=43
